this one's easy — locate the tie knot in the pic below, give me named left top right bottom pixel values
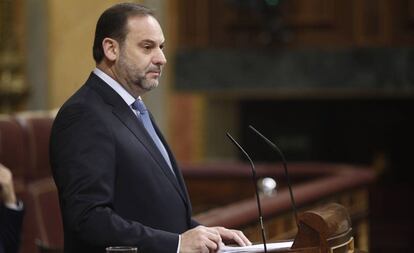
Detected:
left=132, top=99, right=147, bottom=114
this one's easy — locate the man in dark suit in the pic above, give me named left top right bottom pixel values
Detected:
left=0, top=164, right=24, bottom=253
left=50, top=3, right=251, bottom=253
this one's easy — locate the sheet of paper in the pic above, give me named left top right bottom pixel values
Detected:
left=218, top=241, right=293, bottom=253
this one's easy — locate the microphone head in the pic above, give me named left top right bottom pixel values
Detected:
left=258, top=177, right=277, bottom=196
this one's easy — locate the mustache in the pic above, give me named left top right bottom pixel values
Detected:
left=147, top=65, right=162, bottom=73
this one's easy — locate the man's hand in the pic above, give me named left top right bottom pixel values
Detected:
left=210, top=226, right=251, bottom=247
left=180, top=225, right=223, bottom=253
left=0, top=164, right=17, bottom=205
left=180, top=225, right=251, bottom=253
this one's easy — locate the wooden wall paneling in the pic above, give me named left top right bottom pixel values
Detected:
left=0, top=0, right=28, bottom=112
left=13, top=0, right=26, bottom=56
left=282, top=0, right=355, bottom=47
left=408, top=0, right=414, bottom=24
left=195, top=0, right=211, bottom=47
left=209, top=0, right=240, bottom=47
left=178, top=0, right=210, bottom=48
left=283, top=0, right=335, bottom=27
left=353, top=0, right=391, bottom=46
left=177, top=0, right=414, bottom=48
left=388, top=0, right=414, bottom=45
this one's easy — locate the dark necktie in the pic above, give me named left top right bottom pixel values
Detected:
left=132, top=99, right=174, bottom=175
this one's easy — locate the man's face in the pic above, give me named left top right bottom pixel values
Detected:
left=114, top=15, right=166, bottom=96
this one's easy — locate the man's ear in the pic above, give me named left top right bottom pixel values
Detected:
left=102, top=38, right=119, bottom=61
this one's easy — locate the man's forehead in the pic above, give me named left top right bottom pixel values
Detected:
left=127, top=16, right=164, bottom=41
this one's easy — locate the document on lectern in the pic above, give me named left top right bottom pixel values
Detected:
left=219, top=241, right=293, bottom=252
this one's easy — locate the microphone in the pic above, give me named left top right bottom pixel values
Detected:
left=226, top=132, right=267, bottom=253
left=248, top=125, right=299, bottom=228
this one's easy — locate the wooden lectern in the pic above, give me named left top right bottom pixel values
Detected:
left=267, top=203, right=358, bottom=253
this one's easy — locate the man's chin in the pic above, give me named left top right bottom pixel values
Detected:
left=141, top=81, right=159, bottom=91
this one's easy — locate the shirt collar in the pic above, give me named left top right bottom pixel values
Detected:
left=93, top=67, right=139, bottom=106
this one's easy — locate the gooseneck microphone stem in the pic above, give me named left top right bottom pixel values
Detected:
left=226, top=132, right=267, bottom=253
left=248, top=125, right=299, bottom=228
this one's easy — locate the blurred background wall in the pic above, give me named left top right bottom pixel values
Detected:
left=1, top=0, right=413, bottom=252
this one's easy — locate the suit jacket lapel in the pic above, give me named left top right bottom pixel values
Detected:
left=87, top=74, right=188, bottom=205
left=150, top=113, right=192, bottom=203
left=113, top=106, right=187, bottom=199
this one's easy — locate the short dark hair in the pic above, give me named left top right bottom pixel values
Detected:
left=92, top=3, right=154, bottom=63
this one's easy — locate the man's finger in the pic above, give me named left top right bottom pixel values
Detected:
left=204, top=227, right=223, bottom=245
left=232, top=229, right=252, bottom=246
left=214, top=227, right=252, bottom=247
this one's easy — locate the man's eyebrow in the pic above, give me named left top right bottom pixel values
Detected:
left=140, top=39, right=155, bottom=44
left=139, top=39, right=164, bottom=45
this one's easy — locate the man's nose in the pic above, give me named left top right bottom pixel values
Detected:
left=153, top=49, right=167, bottom=66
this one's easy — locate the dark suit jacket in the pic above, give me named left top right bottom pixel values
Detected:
left=0, top=204, right=24, bottom=253
left=50, top=73, right=198, bottom=253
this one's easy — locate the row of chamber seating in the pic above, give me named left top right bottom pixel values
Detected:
left=0, top=110, right=56, bottom=181
left=0, top=110, right=63, bottom=253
